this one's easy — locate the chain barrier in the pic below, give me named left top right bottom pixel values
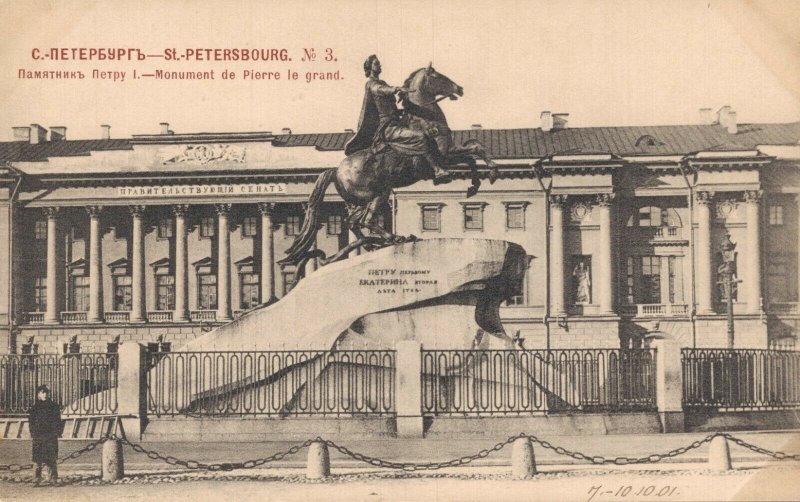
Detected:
left=0, top=431, right=798, bottom=478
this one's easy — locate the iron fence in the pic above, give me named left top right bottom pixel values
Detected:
left=682, top=348, right=800, bottom=410
left=147, top=350, right=396, bottom=417
left=0, top=353, right=118, bottom=416
left=421, top=349, right=656, bottom=415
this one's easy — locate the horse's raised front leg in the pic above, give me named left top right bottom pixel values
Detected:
left=452, top=139, right=499, bottom=184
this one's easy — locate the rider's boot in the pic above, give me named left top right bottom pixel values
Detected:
left=425, top=154, right=452, bottom=185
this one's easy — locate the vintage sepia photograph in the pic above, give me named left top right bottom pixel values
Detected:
left=0, top=0, right=798, bottom=500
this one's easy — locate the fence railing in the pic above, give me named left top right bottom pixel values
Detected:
left=682, top=348, right=800, bottom=410
left=0, top=353, right=118, bottom=416
left=421, top=349, right=656, bottom=416
left=146, top=350, right=396, bottom=417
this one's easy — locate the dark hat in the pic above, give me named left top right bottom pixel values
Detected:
left=35, top=384, right=50, bottom=393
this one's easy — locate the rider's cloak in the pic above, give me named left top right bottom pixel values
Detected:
left=344, top=80, right=381, bottom=156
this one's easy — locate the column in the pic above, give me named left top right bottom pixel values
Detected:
left=129, top=205, right=146, bottom=323
left=595, top=194, right=615, bottom=314
left=549, top=195, right=567, bottom=316
left=216, top=204, right=232, bottom=322
left=258, top=203, right=276, bottom=304
left=173, top=205, right=189, bottom=322
left=43, top=207, right=60, bottom=324
left=695, top=191, right=714, bottom=314
left=796, top=195, right=800, bottom=305
left=87, top=206, right=104, bottom=323
left=745, top=190, right=763, bottom=313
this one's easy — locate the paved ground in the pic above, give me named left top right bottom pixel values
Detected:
left=1, top=464, right=799, bottom=501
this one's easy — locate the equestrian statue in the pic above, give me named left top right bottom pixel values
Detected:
left=279, top=55, right=499, bottom=275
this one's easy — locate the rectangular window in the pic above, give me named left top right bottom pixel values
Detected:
left=198, top=274, right=217, bottom=310
left=113, top=275, right=132, bottom=311
left=421, top=206, right=441, bottom=232
left=242, top=216, right=257, bottom=237
left=327, top=215, right=343, bottom=235
left=464, top=205, right=484, bottom=231
left=240, top=272, right=260, bottom=309
left=33, top=277, right=47, bottom=312
left=506, top=205, right=525, bottom=229
left=157, top=218, right=174, bottom=239
left=200, top=217, right=215, bottom=238
left=70, top=276, right=90, bottom=311
left=668, top=256, right=676, bottom=304
left=157, top=275, right=175, bottom=311
left=285, top=215, right=302, bottom=236
left=769, top=205, right=784, bottom=226
left=767, top=259, right=790, bottom=302
left=638, top=206, right=663, bottom=227
left=72, top=225, right=86, bottom=240
left=34, top=220, right=47, bottom=240
left=282, top=270, right=297, bottom=295
left=640, top=256, right=661, bottom=304
left=625, top=256, right=635, bottom=304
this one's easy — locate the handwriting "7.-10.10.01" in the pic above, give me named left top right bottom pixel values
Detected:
left=587, top=485, right=679, bottom=501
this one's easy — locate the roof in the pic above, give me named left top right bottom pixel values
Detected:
left=1, top=122, right=798, bottom=164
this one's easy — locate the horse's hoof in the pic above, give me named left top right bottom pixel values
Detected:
left=432, top=174, right=452, bottom=186
left=488, top=168, right=499, bottom=184
left=466, top=186, right=478, bottom=198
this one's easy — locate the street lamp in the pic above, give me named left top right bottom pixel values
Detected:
left=718, top=233, right=739, bottom=349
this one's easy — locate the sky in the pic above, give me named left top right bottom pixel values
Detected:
left=0, top=0, right=799, bottom=141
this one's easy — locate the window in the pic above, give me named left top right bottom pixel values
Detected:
left=767, top=259, right=790, bottom=302
left=637, top=206, right=663, bottom=227
left=71, top=224, right=86, bottom=240
left=625, top=257, right=635, bottom=304
left=421, top=205, right=442, bottom=232
left=157, top=218, right=174, bottom=239
left=506, top=204, right=525, bottom=230
left=327, top=215, right=343, bottom=235
left=242, top=216, right=257, bottom=237
left=640, top=256, right=661, bottom=304
left=113, top=275, right=132, bottom=311
left=769, top=205, right=784, bottom=226
left=282, top=270, right=297, bottom=295
left=463, top=205, right=484, bottom=231
left=199, top=217, right=215, bottom=238
left=34, top=220, right=47, bottom=240
left=285, top=215, right=302, bottom=236
left=197, top=274, right=217, bottom=310
left=240, top=272, right=260, bottom=309
left=156, top=275, right=175, bottom=310
left=33, top=277, right=46, bottom=312
left=70, top=275, right=90, bottom=311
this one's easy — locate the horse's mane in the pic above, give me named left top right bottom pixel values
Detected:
left=403, top=68, right=425, bottom=89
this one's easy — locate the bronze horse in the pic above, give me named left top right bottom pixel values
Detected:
left=279, top=64, right=499, bottom=271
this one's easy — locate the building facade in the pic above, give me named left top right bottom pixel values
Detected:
left=1, top=109, right=799, bottom=355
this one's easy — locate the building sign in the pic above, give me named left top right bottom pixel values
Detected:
left=117, top=183, right=287, bottom=197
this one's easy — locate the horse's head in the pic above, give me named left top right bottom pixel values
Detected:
left=405, top=63, right=463, bottom=104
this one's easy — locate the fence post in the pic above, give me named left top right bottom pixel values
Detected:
left=651, top=337, right=684, bottom=433
left=395, top=340, right=423, bottom=438
left=102, top=438, right=124, bottom=481
left=117, top=343, right=145, bottom=440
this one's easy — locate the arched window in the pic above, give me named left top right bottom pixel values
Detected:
left=634, top=135, right=662, bottom=147
left=626, top=206, right=682, bottom=227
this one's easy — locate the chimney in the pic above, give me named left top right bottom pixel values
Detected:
left=159, top=122, right=170, bottom=135
left=100, top=124, right=111, bottom=140
left=725, top=110, right=737, bottom=134
left=540, top=111, right=553, bottom=132
left=552, top=113, right=569, bottom=130
left=12, top=126, right=30, bottom=142
left=281, top=128, right=292, bottom=135
left=30, top=124, right=47, bottom=144
left=717, top=106, right=732, bottom=127
left=471, top=124, right=482, bottom=130
left=699, top=108, right=713, bottom=125
left=49, top=126, right=67, bottom=141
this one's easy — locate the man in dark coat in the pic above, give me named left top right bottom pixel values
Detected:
left=28, top=384, right=62, bottom=486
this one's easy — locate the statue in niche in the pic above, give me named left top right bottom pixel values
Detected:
left=572, top=258, right=592, bottom=304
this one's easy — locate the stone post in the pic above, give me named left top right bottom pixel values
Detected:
left=102, top=439, right=124, bottom=481
left=258, top=203, right=276, bottom=304
left=173, top=205, right=189, bottom=322
left=44, top=207, right=61, bottom=325
left=549, top=195, right=568, bottom=316
left=511, top=437, right=537, bottom=478
left=129, top=205, right=146, bottom=323
left=215, top=204, right=232, bottom=322
left=744, top=190, right=762, bottom=314
left=87, top=206, right=104, bottom=323
left=595, top=194, right=615, bottom=314
left=651, top=337, right=684, bottom=432
left=695, top=191, right=714, bottom=314
left=117, top=343, right=144, bottom=439
left=306, top=441, right=331, bottom=479
left=708, top=435, right=732, bottom=471
left=396, top=340, right=423, bottom=438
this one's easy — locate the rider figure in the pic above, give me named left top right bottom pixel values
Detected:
left=345, top=55, right=452, bottom=184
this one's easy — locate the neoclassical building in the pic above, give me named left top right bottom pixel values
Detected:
left=1, top=108, right=799, bottom=354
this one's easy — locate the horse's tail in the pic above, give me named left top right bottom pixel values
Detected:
left=279, top=168, right=336, bottom=265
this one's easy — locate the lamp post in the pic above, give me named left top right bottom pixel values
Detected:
left=718, top=233, right=739, bottom=349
